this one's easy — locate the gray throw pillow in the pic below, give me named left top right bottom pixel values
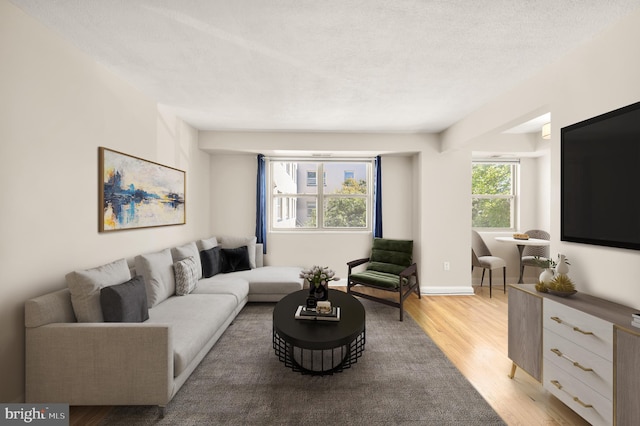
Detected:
left=100, top=275, right=149, bottom=322
left=200, top=246, right=223, bottom=278
left=66, top=258, right=131, bottom=322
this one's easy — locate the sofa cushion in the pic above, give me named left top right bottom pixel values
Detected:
left=135, top=249, right=176, bottom=308
left=219, top=236, right=257, bottom=269
left=171, top=242, right=202, bottom=280
left=224, top=266, right=304, bottom=295
left=200, top=246, right=223, bottom=278
left=66, top=258, right=131, bottom=322
left=100, top=275, right=149, bottom=322
left=146, top=294, right=238, bottom=377
left=192, top=276, right=250, bottom=305
left=197, top=236, right=218, bottom=251
left=221, top=246, right=251, bottom=273
left=174, top=256, right=199, bottom=296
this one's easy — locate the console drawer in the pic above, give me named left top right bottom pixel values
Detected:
left=543, top=299, right=612, bottom=361
left=544, top=329, right=612, bottom=400
left=544, top=360, right=612, bottom=426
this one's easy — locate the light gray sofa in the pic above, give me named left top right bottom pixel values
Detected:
left=24, top=238, right=303, bottom=414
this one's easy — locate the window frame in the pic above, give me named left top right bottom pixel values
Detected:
left=269, top=158, right=373, bottom=232
left=471, top=160, right=519, bottom=231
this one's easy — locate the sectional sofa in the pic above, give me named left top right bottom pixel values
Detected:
left=24, top=236, right=303, bottom=415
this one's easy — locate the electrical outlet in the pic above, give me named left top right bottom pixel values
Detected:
left=443, top=261, right=450, bottom=271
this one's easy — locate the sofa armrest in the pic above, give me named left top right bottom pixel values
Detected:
left=26, top=322, right=173, bottom=406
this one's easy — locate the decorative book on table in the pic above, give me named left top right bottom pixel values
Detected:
left=295, top=305, right=340, bottom=321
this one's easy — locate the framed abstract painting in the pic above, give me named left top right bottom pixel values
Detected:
left=99, top=147, right=186, bottom=232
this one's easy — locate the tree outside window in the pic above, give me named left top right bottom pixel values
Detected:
left=472, top=162, right=517, bottom=229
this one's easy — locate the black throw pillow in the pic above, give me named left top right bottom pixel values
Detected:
left=221, top=246, right=251, bottom=273
left=100, top=275, right=149, bottom=322
left=200, top=246, right=223, bottom=278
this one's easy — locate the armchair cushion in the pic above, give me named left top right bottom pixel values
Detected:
left=365, top=238, right=413, bottom=276
left=349, top=270, right=402, bottom=289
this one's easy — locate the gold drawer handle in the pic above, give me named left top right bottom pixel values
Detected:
left=572, top=326, right=594, bottom=335
left=550, top=348, right=594, bottom=372
left=549, top=380, right=593, bottom=409
left=573, top=362, right=593, bottom=372
left=573, top=397, right=593, bottom=408
left=549, top=316, right=594, bottom=335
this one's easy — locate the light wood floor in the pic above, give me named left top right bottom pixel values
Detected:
left=70, top=285, right=588, bottom=425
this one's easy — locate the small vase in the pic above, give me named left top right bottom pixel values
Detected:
left=309, top=284, right=328, bottom=301
left=539, top=268, right=555, bottom=284
left=556, top=255, right=569, bottom=275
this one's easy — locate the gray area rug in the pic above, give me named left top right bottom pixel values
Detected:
left=102, top=299, right=505, bottom=425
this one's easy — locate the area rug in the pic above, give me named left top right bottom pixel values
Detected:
left=101, top=300, right=505, bottom=425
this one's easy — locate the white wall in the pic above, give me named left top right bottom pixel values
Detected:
left=445, top=8, right=640, bottom=308
left=0, top=1, right=211, bottom=402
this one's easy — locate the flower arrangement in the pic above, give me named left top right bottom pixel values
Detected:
left=300, top=265, right=340, bottom=288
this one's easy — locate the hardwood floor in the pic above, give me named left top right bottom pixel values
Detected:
left=70, top=285, right=588, bottom=425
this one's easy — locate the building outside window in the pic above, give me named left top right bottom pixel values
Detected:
left=271, top=160, right=371, bottom=230
left=472, top=161, right=518, bottom=230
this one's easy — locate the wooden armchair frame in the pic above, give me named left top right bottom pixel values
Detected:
left=347, top=257, right=420, bottom=321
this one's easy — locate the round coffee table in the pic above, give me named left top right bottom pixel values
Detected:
left=272, top=289, right=365, bottom=375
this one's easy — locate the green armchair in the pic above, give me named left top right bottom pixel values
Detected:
left=347, top=238, right=420, bottom=321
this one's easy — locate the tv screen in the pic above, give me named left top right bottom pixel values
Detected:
left=561, top=100, right=640, bottom=250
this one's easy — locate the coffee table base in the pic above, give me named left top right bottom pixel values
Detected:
left=273, top=329, right=365, bottom=376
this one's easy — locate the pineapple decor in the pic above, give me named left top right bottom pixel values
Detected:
left=535, top=281, right=548, bottom=293
left=547, top=272, right=577, bottom=297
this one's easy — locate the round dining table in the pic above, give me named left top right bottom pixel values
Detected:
left=495, top=236, right=550, bottom=284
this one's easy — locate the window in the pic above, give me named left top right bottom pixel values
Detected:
left=472, top=161, right=518, bottom=229
left=270, top=160, right=372, bottom=230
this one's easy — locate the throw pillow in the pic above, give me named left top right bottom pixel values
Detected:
left=219, top=236, right=257, bottom=268
left=134, top=248, right=176, bottom=308
left=100, top=275, right=149, bottom=322
left=200, top=246, right=223, bottom=278
left=221, top=246, right=251, bottom=273
left=171, top=241, right=203, bottom=280
left=66, top=258, right=131, bottom=322
left=174, top=256, right=199, bottom=295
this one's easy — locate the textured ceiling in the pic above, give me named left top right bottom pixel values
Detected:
left=10, top=1, right=640, bottom=132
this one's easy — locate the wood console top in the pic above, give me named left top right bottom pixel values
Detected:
left=509, top=284, right=639, bottom=335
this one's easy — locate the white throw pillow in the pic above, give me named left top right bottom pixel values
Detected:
left=174, top=256, right=199, bottom=296
left=66, top=258, right=131, bottom=322
left=219, top=236, right=257, bottom=269
left=171, top=241, right=202, bottom=280
left=135, top=248, right=176, bottom=308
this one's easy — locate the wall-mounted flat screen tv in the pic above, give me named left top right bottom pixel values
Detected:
left=561, top=100, right=640, bottom=250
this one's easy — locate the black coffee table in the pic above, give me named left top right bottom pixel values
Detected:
left=272, top=289, right=365, bottom=375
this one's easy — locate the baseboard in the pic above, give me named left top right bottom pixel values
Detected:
left=420, top=286, right=475, bottom=296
